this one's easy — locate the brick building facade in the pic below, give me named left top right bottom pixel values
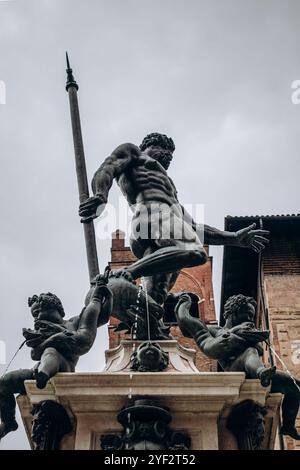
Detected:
left=108, top=229, right=217, bottom=372
left=221, top=214, right=300, bottom=450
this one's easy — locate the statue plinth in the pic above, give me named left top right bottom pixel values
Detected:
left=17, top=366, right=282, bottom=449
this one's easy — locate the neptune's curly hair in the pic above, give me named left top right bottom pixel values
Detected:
left=223, top=294, right=256, bottom=320
left=28, top=292, right=65, bottom=317
left=140, top=132, right=175, bottom=153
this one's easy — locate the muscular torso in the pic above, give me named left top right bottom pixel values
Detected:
left=92, top=143, right=201, bottom=257
left=117, top=151, right=179, bottom=209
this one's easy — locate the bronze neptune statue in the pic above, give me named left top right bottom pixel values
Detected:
left=79, top=133, right=269, bottom=306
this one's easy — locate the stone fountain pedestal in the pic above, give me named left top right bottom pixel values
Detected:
left=17, top=340, right=282, bottom=450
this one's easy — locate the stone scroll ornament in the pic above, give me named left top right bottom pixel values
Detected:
left=0, top=273, right=112, bottom=441
left=175, top=293, right=300, bottom=441
left=31, top=400, right=72, bottom=450
left=226, top=399, right=267, bottom=450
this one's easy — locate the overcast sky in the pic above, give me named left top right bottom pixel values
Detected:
left=0, top=0, right=300, bottom=449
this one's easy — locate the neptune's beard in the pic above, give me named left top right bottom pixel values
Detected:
left=154, top=150, right=173, bottom=170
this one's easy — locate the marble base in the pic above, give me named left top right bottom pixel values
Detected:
left=18, top=371, right=282, bottom=450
